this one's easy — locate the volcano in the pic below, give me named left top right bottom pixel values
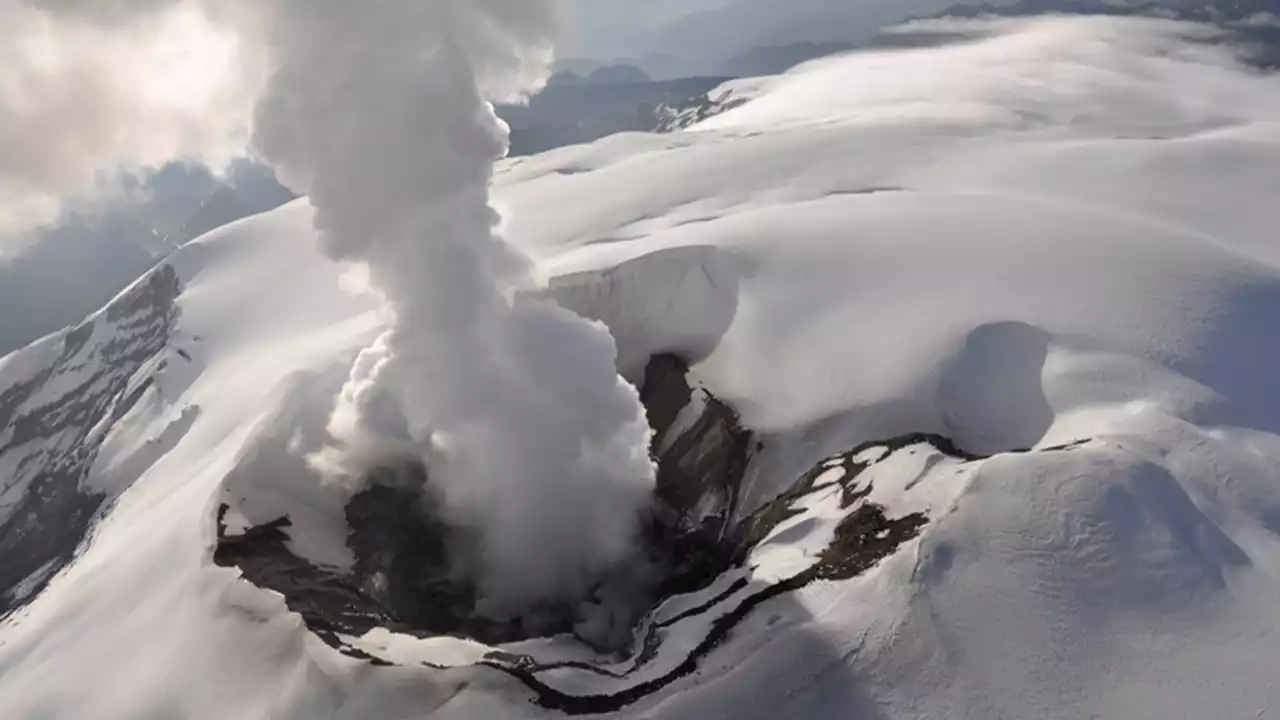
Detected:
left=4, top=16, right=1280, bottom=719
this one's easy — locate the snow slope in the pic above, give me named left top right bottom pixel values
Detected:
left=3, top=15, right=1280, bottom=719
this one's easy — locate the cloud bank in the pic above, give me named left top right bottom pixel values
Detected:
left=232, top=0, right=658, bottom=612
left=0, top=0, right=257, bottom=251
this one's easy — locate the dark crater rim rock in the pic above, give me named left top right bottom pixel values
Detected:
left=212, top=352, right=1092, bottom=713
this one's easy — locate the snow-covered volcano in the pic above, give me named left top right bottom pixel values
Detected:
left=3, top=15, right=1280, bottom=719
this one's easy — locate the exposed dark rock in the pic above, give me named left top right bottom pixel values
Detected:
left=816, top=504, right=929, bottom=581
left=211, top=351, right=1090, bottom=714
left=0, top=265, right=180, bottom=617
left=346, top=475, right=587, bottom=644
left=656, top=392, right=753, bottom=525
left=498, top=76, right=730, bottom=156
left=215, top=479, right=574, bottom=647
left=212, top=505, right=398, bottom=643
left=639, top=355, right=694, bottom=445
left=654, top=90, right=752, bottom=133
left=642, top=355, right=756, bottom=533
left=212, top=353, right=761, bottom=648
left=481, top=436, right=943, bottom=716
left=639, top=355, right=758, bottom=600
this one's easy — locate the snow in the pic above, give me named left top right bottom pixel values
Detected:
left=3, top=14, right=1280, bottom=719
left=544, top=244, right=741, bottom=381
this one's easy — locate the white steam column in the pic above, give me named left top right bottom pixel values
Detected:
left=244, top=0, right=657, bottom=613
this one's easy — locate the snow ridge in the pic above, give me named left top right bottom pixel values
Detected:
left=0, top=264, right=184, bottom=615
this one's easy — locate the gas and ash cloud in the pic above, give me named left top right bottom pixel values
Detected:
left=238, top=0, right=658, bottom=613
left=0, top=0, right=256, bottom=250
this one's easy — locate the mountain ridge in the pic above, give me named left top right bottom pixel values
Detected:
left=3, top=16, right=1280, bottom=718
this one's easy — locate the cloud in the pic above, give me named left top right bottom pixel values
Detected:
left=0, top=0, right=260, bottom=253
left=26, top=0, right=178, bottom=24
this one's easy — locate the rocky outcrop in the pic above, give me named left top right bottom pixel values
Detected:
left=344, top=475, right=586, bottom=645
left=653, top=88, right=751, bottom=132
left=213, top=354, right=759, bottom=648
left=644, top=355, right=755, bottom=528
left=214, top=351, right=1065, bottom=713
left=639, top=355, right=757, bottom=599
left=0, top=266, right=182, bottom=617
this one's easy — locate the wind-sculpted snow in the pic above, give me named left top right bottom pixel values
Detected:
left=543, top=246, right=741, bottom=380
left=4, top=15, right=1280, bottom=720
left=212, top=352, right=974, bottom=714
left=211, top=350, right=1098, bottom=715
left=0, top=265, right=183, bottom=614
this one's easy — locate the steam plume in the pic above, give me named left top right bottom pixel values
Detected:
left=12, top=0, right=657, bottom=612
left=241, top=0, right=657, bottom=611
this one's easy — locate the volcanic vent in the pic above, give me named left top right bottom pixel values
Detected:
left=214, top=355, right=758, bottom=647
left=209, top=352, right=1015, bottom=713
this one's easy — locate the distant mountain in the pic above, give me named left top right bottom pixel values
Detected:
left=557, top=54, right=706, bottom=81
left=571, top=0, right=1280, bottom=80
left=546, top=70, right=585, bottom=87
left=0, top=161, right=293, bottom=357
left=498, top=76, right=730, bottom=156
left=715, top=41, right=855, bottom=77
left=176, top=163, right=296, bottom=244
left=549, top=64, right=652, bottom=87
left=933, top=0, right=1280, bottom=20
left=3, top=68, right=738, bottom=360
left=586, top=64, right=653, bottom=85
left=619, top=0, right=964, bottom=63
left=927, top=0, right=1280, bottom=65
left=559, top=0, right=994, bottom=79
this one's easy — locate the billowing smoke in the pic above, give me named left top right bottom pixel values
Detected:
left=235, top=0, right=657, bottom=612
left=12, top=0, right=658, bottom=614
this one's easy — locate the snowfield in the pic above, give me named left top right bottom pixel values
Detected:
left=3, top=15, right=1280, bottom=719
